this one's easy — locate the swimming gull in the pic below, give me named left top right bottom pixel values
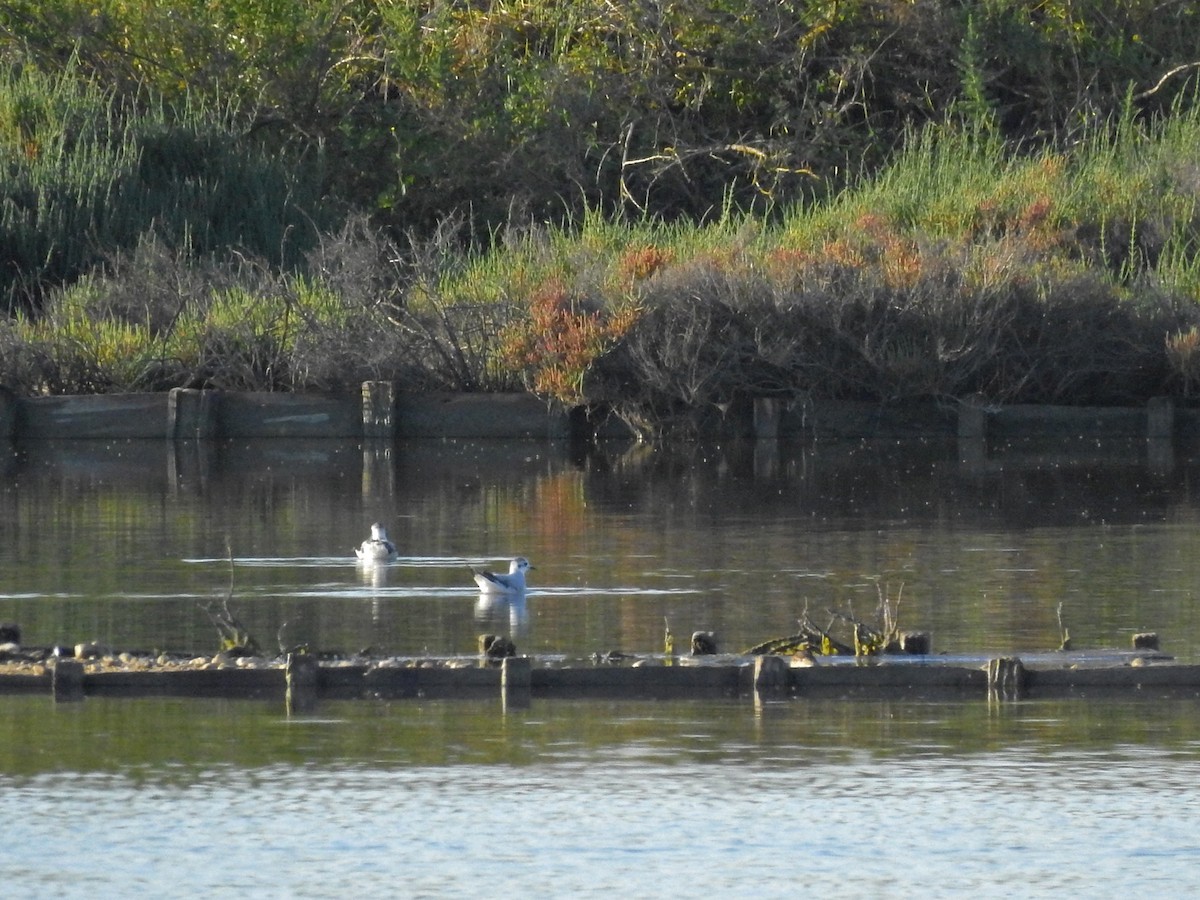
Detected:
left=471, top=556, right=533, bottom=594
left=355, top=522, right=398, bottom=561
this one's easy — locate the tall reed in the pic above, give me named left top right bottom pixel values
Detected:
left=0, top=61, right=330, bottom=313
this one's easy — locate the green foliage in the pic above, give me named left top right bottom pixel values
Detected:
left=4, top=0, right=1200, bottom=245
left=0, top=61, right=330, bottom=313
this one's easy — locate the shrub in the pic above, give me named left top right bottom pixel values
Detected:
left=497, top=278, right=638, bottom=405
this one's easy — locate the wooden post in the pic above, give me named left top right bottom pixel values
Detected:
left=752, top=654, right=789, bottom=701
left=501, top=656, right=532, bottom=710
left=986, top=656, right=1027, bottom=700
left=690, top=632, right=718, bottom=655
left=898, top=631, right=931, bottom=655
left=361, top=381, right=395, bottom=440
left=1132, top=632, right=1160, bottom=651
left=51, top=658, right=85, bottom=703
left=286, top=652, right=319, bottom=715
left=167, top=388, right=218, bottom=440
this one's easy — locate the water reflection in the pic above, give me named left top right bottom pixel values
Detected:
left=7, top=436, right=1200, bottom=894
left=1, top=436, right=1200, bottom=662
left=2, top=693, right=1200, bottom=894
left=475, top=591, right=529, bottom=638
left=355, top=557, right=392, bottom=590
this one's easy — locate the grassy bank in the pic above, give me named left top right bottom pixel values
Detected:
left=4, top=101, right=1200, bottom=437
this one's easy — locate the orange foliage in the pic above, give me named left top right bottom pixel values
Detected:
left=764, top=246, right=819, bottom=283
left=1017, top=195, right=1053, bottom=232
left=498, top=278, right=639, bottom=404
left=618, top=244, right=674, bottom=282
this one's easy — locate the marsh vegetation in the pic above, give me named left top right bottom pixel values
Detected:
left=5, top=2, right=1200, bottom=436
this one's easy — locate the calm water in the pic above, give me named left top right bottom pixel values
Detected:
left=3, top=436, right=1200, bottom=895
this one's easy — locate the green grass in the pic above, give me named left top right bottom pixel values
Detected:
left=0, top=61, right=330, bottom=314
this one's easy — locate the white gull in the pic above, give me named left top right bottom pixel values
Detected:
left=471, top=557, right=533, bottom=595
left=355, top=522, right=398, bottom=561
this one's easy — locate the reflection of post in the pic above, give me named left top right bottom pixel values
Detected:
left=501, top=656, right=531, bottom=711
left=362, top=381, right=396, bottom=498
left=361, top=443, right=394, bottom=498
left=750, top=397, right=785, bottom=475
left=0, top=384, right=15, bottom=443
left=986, top=656, right=1027, bottom=701
left=752, top=654, right=789, bottom=707
left=167, top=388, right=217, bottom=496
left=1146, top=397, right=1175, bottom=474
left=51, top=658, right=85, bottom=703
left=957, top=394, right=988, bottom=471
left=167, top=440, right=214, bottom=495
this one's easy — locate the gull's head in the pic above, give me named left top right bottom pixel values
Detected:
left=370, top=522, right=389, bottom=541
left=510, top=557, right=532, bottom=574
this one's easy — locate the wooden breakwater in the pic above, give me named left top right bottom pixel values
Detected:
left=5, top=650, right=1196, bottom=712
left=0, top=387, right=1197, bottom=454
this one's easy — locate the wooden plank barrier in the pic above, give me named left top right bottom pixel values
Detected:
left=6, top=656, right=1200, bottom=710
left=0, top=389, right=1192, bottom=446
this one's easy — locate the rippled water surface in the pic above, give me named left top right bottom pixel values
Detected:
left=2, top=436, right=1200, bottom=895
left=4, top=694, right=1200, bottom=897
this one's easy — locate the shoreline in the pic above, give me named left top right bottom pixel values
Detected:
left=0, top=387, right=1197, bottom=449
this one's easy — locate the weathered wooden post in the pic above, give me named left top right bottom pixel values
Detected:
left=361, top=381, right=395, bottom=440
left=167, top=388, right=218, bottom=440
left=691, top=632, right=718, bottom=655
left=986, top=656, right=1027, bottom=701
left=479, top=634, right=516, bottom=666
left=898, top=631, right=932, bottom=655
left=286, top=652, right=319, bottom=715
left=501, top=655, right=532, bottom=710
left=1132, top=632, right=1160, bottom=651
left=752, top=654, right=789, bottom=702
left=51, top=658, right=85, bottom=703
